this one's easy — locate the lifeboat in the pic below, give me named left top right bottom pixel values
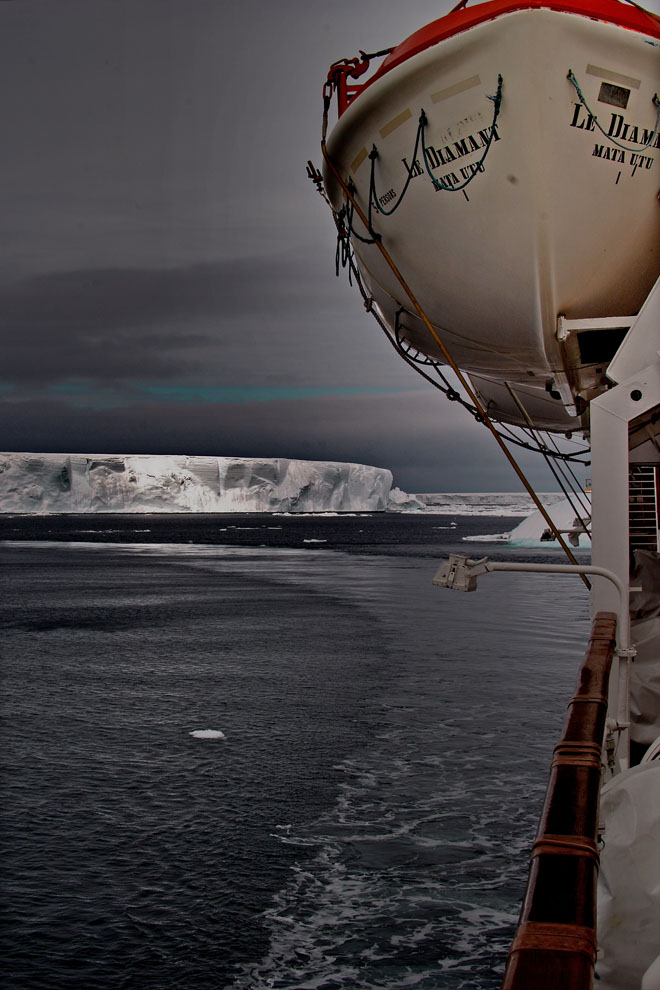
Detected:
left=321, top=0, right=660, bottom=431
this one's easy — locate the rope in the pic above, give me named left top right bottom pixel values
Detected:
left=319, top=123, right=591, bottom=583
left=368, top=121, right=423, bottom=217
left=345, top=186, right=377, bottom=244
left=324, top=179, right=590, bottom=466
left=319, top=169, right=590, bottom=467
left=421, top=74, right=503, bottom=192
left=368, top=75, right=503, bottom=214
left=568, top=69, right=660, bottom=152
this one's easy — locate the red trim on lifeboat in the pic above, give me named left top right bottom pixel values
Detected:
left=343, top=0, right=660, bottom=113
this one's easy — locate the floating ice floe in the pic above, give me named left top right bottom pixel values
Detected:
left=189, top=729, right=226, bottom=740
left=463, top=532, right=512, bottom=543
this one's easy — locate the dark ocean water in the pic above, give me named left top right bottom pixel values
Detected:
left=1, top=514, right=591, bottom=989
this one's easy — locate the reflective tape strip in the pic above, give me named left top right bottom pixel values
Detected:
left=351, top=147, right=368, bottom=173
left=431, top=74, right=481, bottom=102
left=586, top=64, right=641, bottom=89
left=379, top=109, right=412, bottom=138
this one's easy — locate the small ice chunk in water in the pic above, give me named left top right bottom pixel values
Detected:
left=189, top=729, right=226, bottom=740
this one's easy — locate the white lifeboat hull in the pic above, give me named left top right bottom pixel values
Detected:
left=324, top=6, right=660, bottom=430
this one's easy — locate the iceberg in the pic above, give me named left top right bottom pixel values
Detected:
left=0, top=452, right=396, bottom=514
left=508, top=496, right=592, bottom=548
left=385, top=486, right=427, bottom=513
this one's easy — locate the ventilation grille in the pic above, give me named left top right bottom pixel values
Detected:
left=629, top=465, right=659, bottom=554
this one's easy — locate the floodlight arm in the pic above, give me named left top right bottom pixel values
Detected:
left=432, top=555, right=632, bottom=652
left=432, top=554, right=636, bottom=771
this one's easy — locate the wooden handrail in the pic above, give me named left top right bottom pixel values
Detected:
left=501, top=612, right=617, bottom=989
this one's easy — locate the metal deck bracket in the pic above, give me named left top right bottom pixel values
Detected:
left=556, top=314, right=634, bottom=342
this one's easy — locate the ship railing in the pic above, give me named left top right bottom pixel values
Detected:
left=500, top=611, right=617, bottom=989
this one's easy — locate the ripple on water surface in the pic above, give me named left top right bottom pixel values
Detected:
left=0, top=525, right=590, bottom=989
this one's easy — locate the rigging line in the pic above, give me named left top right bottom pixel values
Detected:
left=350, top=264, right=473, bottom=401
left=351, top=260, right=587, bottom=463
left=482, top=418, right=588, bottom=464
left=498, top=420, right=537, bottom=447
left=532, top=420, right=592, bottom=509
left=394, top=318, right=458, bottom=390
left=494, top=417, right=589, bottom=464
left=500, top=420, right=552, bottom=454
left=554, top=456, right=593, bottom=520
left=503, top=383, right=590, bottom=520
left=554, top=434, right=590, bottom=453
left=385, top=324, right=465, bottom=392
left=343, top=253, right=473, bottom=402
left=351, top=281, right=541, bottom=375
left=541, top=442, right=590, bottom=529
left=545, top=430, right=593, bottom=516
left=504, top=383, right=592, bottom=531
left=317, top=177, right=590, bottom=463
left=385, top=311, right=590, bottom=458
left=335, top=193, right=590, bottom=463
left=341, top=249, right=484, bottom=417
left=321, top=131, right=589, bottom=583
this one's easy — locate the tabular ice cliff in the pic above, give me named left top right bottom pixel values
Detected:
left=0, top=453, right=416, bottom=514
left=417, top=492, right=567, bottom=516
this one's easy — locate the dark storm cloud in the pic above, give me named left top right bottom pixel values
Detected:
left=0, top=0, right=601, bottom=490
left=1, top=259, right=292, bottom=382
left=0, top=249, right=378, bottom=386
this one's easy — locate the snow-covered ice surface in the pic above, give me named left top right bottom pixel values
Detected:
left=0, top=453, right=394, bottom=514
left=417, top=492, right=567, bottom=517
left=507, top=496, right=591, bottom=548
left=386, top=486, right=427, bottom=513
left=462, top=497, right=591, bottom=548
left=0, top=452, right=581, bottom=524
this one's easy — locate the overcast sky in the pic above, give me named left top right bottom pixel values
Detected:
left=3, top=0, right=653, bottom=491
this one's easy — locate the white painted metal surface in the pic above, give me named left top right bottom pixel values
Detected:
left=324, top=7, right=660, bottom=429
